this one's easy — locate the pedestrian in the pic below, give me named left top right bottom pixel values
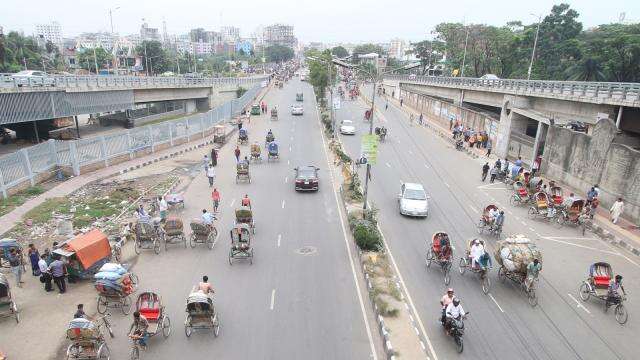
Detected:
left=469, top=133, right=476, bottom=148
left=476, top=133, right=482, bottom=148
left=202, top=155, right=209, bottom=173
left=419, top=113, right=424, bottom=125
left=515, top=156, right=523, bottom=167
left=392, top=91, right=395, bottom=98
left=449, top=115, right=455, bottom=130
left=593, top=184, right=601, bottom=198
left=409, top=113, right=414, bottom=126
left=234, top=146, right=241, bottom=163
left=486, top=140, right=492, bottom=157
left=28, top=243, right=40, bottom=276
left=158, top=196, right=168, bottom=221
left=210, top=148, right=218, bottom=167
left=531, top=156, right=541, bottom=177
left=400, top=99, right=403, bottom=106
left=490, top=165, right=498, bottom=183
left=610, top=198, right=624, bottom=224
left=385, top=102, right=388, bottom=110
left=206, top=165, right=216, bottom=187
left=48, top=255, right=66, bottom=294
left=238, top=120, right=243, bottom=131
left=586, top=187, right=597, bottom=206
left=482, top=162, right=490, bottom=182
left=38, top=254, right=53, bottom=292
left=212, top=188, right=221, bottom=213
left=8, top=248, right=24, bottom=287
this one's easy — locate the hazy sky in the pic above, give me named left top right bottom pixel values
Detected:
left=2, top=0, right=638, bottom=43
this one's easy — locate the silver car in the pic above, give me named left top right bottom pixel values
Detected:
left=291, top=104, right=304, bottom=115
left=398, top=183, right=429, bottom=217
left=11, top=70, right=55, bottom=87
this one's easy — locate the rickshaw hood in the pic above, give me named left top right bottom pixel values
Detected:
left=66, top=229, right=111, bottom=269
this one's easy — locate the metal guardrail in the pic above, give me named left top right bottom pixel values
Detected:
left=0, top=73, right=270, bottom=91
left=0, top=82, right=263, bottom=198
left=384, top=75, right=640, bottom=104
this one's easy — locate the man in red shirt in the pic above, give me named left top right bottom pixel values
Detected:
left=212, top=189, right=221, bottom=213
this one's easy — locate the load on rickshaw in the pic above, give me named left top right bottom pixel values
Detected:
left=579, top=262, right=628, bottom=324
left=509, top=181, right=531, bottom=206
left=528, top=192, right=550, bottom=220
left=130, top=292, right=171, bottom=358
left=164, top=193, right=185, bottom=211
left=53, top=229, right=113, bottom=281
left=163, top=217, right=186, bottom=250
left=0, top=238, right=23, bottom=269
left=458, top=239, right=491, bottom=294
left=267, top=142, right=279, bottom=162
left=250, top=143, right=262, bottom=163
left=556, top=199, right=586, bottom=229
left=229, top=223, right=253, bottom=265
left=271, top=108, right=278, bottom=120
left=235, top=206, right=255, bottom=234
left=66, top=317, right=113, bottom=359
left=94, top=262, right=138, bottom=315
left=495, top=235, right=542, bottom=307
left=184, top=291, right=220, bottom=337
left=189, top=220, right=217, bottom=249
left=476, top=205, right=502, bottom=237
left=236, top=161, right=251, bottom=183
left=425, top=232, right=453, bottom=285
left=238, top=128, right=249, bottom=145
left=134, top=218, right=164, bottom=255
left=375, top=127, right=387, bottom=142
left=0, top=273, right=19, bottom=323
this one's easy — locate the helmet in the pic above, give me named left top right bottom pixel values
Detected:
left=452, top=298, right=461, bottom=306
left=447, top=288, right=454, bottom=293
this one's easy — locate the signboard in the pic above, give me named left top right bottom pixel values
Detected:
left=361, top=134, right=379, bottom=165
left=332, top=97, right=341, bottom=110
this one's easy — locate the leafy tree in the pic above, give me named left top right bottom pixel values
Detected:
left=331, top=46, right=349, bottom=58
left=265, top=44, right=294, bottom=63
left=352, top=43, right=385, bottom=63
left=407, top=40, right=445, bottom=75
left=77, top=47, right=111, bottom=73
left=564, top=57, right=606, bottom=81
left=136, top=40, right=170, bottom=75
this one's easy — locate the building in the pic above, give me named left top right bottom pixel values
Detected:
left=236, top=40, right=253, bottom=56
left=140, top=22, right=160, bottom=41
left=388, top=38, right=406, bottom=60
left=263, top=24, right=297, bottom=49
left=76, top=32, right=116, bottom=51
left=34, top=22, right=63, bottom=50
left=220, top=26, right=240, bottom=43
left=193, top=40, right=213, bottom=55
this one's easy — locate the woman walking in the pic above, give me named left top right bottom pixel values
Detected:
left=28, top=244, right=40, bottom=276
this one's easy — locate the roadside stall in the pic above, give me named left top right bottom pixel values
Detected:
left=53, top=229, right=112, bottom=282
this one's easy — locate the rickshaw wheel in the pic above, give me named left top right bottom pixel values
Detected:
left=185, top=323, right=192, bottom=337
left=476, top=221, right=484, bottom=234
left=425, top=249, right=433, bottom=268
left=67, top=344, right=79, bottom=359
left=162, top=315, right=171, bottom=337
left=615, top=304, right=628, bottom=325
left=458, top=258, right=467, bottom=275
left=228, top=250, right=233, bottom=265
left=122, top=296, right=132, bottom=315
left=444, top=267, right=451, bottom=285
left=498, top=267, right=507, bottom=283
left=97, top=344, right=111, bottom=359
left=183, top=234, right=187, bottom=248
left=249, top=249, right=254, bottom=265
left=213, top=314, right=221, bottom=337
left=189, top=234, right=196, bottom=248
left=555, top=216, right=566, bottom=229
left=153, top=239, right=161, bottom=254
left=482, top=276, right=491, bottom=294
left=134, top=239, right=141, bottom=255
left=97, top=295, right=108, bottom=314
left=207, top=232, right=215, bottom=250
left=578, top=282, right=590, bottom=301
left=130, top=345, right=139, bottom=360
left=528, top=289, right=538, bottom=307
left=527, top=207, right=537, bottom=219
left=509, top=196, right=518, bottom=206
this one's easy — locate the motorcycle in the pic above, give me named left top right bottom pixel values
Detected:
left=442, top=312, right=469, bottom=353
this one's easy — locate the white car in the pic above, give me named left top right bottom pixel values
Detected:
left=11, top=70, right=55, bottom=87
left=398, top=183, right=429, bottom=217
left=291, top=104, right=304, bottom=115
left=339, top=120, right=356, bottom=135
left=300, top=74, right=307, bottom=81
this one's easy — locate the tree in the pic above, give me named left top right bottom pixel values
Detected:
left=564, top=57, right=606, bottom=81
left=77, top=47, right=111, bottom=73
left=331, top=46, right=349, bottom=58
left=265, top=44, right=294, bottom=63
left=136, top=40, right=170, bottom=75
left=352, top=43, right=385, bottom=63
left=407, top=40, right=444, bottom=75
left=307, top=49, right=336, bottom=101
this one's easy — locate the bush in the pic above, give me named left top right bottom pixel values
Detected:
left=353, top=223, right=382, bottom=251
left=236, top=87, right=247, bottom=98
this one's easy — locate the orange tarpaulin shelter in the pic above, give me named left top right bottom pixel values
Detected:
left=65, top=229, right=111, bottom=269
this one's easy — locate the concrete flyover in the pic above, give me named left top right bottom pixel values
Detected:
left=0, top=74, right=270, bottom=126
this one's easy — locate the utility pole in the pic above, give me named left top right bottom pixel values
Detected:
left=460, top=27, right=469, bottom=77
left=527, top=14, right=542, bottom=81
left=109, top=6, right=120, bottom=74
left=144, top=42, right=149, bottom=76
left=93, top=47, right=99, bottom=74
left=362, top=77, right=377, bottom=212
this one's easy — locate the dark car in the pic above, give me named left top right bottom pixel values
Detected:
left=567, top=121, right=588, bottom=133
left=294, top=165, right=319, bottom=191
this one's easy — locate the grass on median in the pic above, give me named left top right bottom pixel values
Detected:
left=0, top=186, right=45, bottom=217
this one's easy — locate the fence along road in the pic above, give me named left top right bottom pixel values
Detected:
left=0, top=83, right=264, bottom=198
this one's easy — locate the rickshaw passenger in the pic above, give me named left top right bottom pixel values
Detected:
left=488, top=207, right=499, bottom=222
left=470, top=240, right=484, bottom=268
left=495, top=211, right=505, bottom=228
left=201, top=209, right=215, bottom=226
left=440, top=243, right=452, bottom=261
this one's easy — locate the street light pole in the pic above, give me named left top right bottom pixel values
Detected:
left=527, top=14, right=542, bottom=81
left=362, top=78, right=376, bottom=212
left=460, top=27, right=469, bottom=77
left=93, top=47, right=99, bottom=75
left=109, top=6, right=120, bottom=74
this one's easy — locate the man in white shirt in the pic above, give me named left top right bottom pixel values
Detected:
left=158, top=196, right=168, bottom=221
left=38, top=254, right=52, bottom=292
left=470, top=239, right=484, bottom=269
left=444, top=298, right=466, bottom=333
left=201, top=209, right=215, bottom=226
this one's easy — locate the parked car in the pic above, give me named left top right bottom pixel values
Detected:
left=398, top=183, right=429, bottom=217
left=340, top=120, right=356, bottom=135
left=291, top=104, right=304, bottom=115
left=567, top=121, right=588, bottom=133
left=294, top=165, right=319, bottom=191
left=11, top=70, right=55, bottom=87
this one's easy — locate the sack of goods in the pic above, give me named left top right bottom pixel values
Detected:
left=94, top=263, right=134, bottom=295
left=493, top=235, right=542, bottom=274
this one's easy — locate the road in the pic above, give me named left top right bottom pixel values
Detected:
left=105, top=78, right=379, bottom=359
left=336, top=86, right=640, bottom=360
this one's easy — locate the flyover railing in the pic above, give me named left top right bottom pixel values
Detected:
left=384, top=75, right=640, bottom=104
left=0, top=82, right=264, bottom=198
left=0, top=73, right=270, bottom=91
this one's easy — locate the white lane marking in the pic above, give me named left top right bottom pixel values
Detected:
left=317, top=97, right=378, bottom=360
left=521, top=221, right=527, bottom=226
left=444, top=182, right=450, bottom=188
left=567, top=293, right=591, bottom=314
left=477, top=183, right=510, bottom=190
left=290, top=136, right=294, bottom=141
left=469, top=205, right=479, bottom=214
left=420, top=341, right=426, bottom=350
left=489, top=294, right=505, bottom=313
left=515, top=216, right=521, bottom=221
left=270, top=289, right=276, bottom=310
left=287, top=160, right=290, bottom=165
left=289, top=145, right=292, bottom=151
left=385, top=162, right=391, bottom=168
left=540, top=237, right=620, bottom=255
left=408, top=150, right=413, bottom=155
left=229, top=199, right=236, bottom=207
left=424, top=164, right=429, bottom=169
left=506, top=210, right=512, bottom=215
left=277, top=234, right=281, bottom=247
left=529, top=227, right=536, bottom=232
left=281, top=200, right=286, bottom=209
left=376, top=222, right=439, bottom=360
left=284, top=176, right=288, bottom=183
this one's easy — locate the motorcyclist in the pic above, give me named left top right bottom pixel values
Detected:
left=444, top=298, right=466, bottom=334
left=440, top=288, right=455, bottom=325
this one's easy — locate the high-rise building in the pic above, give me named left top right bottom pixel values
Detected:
left=220, top=26, right=240, bottom=43
left=140, top=22, right=160, bottom=41
left=35, top=22, right=63, bottom=50
left=263, top=24, right=297, bottom=49
left=388, top=38, right=406, bottom=60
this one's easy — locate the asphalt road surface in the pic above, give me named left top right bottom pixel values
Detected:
left=337, top=87, right=639, bottom=360
left=105, top=78, right=379, bottom=360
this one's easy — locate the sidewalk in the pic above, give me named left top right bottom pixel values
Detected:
left=371, top=91, right=640, bottom=257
